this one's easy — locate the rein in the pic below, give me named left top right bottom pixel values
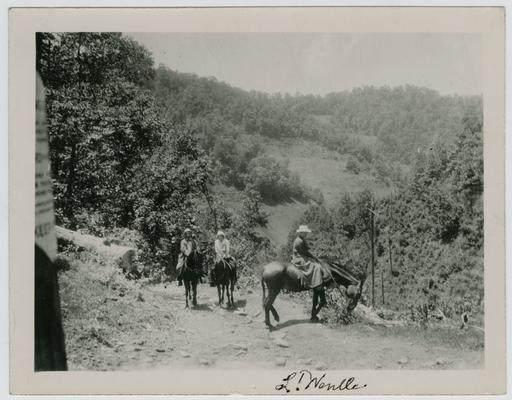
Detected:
left=316, top=257, right=346, bottom=299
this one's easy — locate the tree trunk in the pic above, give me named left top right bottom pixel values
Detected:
left=370, top=212, right=375, bottom=307
left=64, top=141, right=77, bottom=227
left=388, top=236, right=393, bottom=275
left=64, top=33, right=84, bottom=228
left=202, top=183, right=218, bottom=232
left=381, top=257, right=385, bottom=305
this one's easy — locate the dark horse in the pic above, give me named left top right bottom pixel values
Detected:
left=182, top=251, right=203, bottom=308
left=261, top=259, right=364, bottom=329
left=212, top=258, right=237, bottom=307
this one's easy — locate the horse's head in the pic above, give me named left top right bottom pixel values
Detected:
left=320, top=258, right=365, bottom=313
left=184, top=251, right=202, bottom=272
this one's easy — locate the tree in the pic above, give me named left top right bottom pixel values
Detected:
left=38, top=33, right=160, bottom=228
left=46, top=80, right=163, bottom=228
left=37, top=33, right=154, bottom=89
left=241, top=183, right=269, bottom=228
left=132, top=131, right=213, bottom=266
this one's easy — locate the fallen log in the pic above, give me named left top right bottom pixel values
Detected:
left=55, top=226, right=137, bottom=274
left=353, top=304, right=406, bottom=327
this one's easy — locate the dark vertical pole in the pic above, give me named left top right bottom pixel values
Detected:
left=388, top=236, right=393, bottom=276
left=370, top=211, right=375, bottom=308
left=381, top=243, right=385, bottom=305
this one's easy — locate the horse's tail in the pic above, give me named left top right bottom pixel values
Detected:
left=261, top=275, right=266, bottom=305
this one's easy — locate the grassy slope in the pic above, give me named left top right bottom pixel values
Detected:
left=211, top=183, right=308, bottom=249
left=211, top=136, right=393, bottom=249
left=256, top=200, right=309, bottom=249
left=261, top=137, right=392, bottom=206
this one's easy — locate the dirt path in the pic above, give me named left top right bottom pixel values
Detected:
left=98, top=282, right=483, bottom=371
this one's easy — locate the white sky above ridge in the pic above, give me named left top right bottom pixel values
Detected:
left=127, top=33, right=482, bottom=97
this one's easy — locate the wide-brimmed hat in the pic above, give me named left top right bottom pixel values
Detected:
left=183, top=228, right=192, bottom=234
left=217, top=230, right=225, bottom=237
left=296, top=225, right=312, bottom=233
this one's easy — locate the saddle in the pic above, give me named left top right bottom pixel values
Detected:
left=284, top=263, right=310, bottom=291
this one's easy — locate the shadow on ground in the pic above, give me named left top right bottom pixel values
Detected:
left=273, top=318, right=313, bottom=330
left=192, top=303, right=213, bottom=312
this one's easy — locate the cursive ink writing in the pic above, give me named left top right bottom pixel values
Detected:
left=275, top=369, right=367, bottom=393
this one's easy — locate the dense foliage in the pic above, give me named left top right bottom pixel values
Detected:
left=38, top=33, right=215, bottom=269
left=152, top=66, right=482, bottom=191
left=39, top=33, right=483, bottom=323
left=153, top=66, right=314, bottom=201
left=286, top=112, right=483, bottom=323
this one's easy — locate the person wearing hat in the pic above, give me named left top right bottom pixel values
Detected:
left=211, top=231, right=236, bottom=283
left=176, top=228, right=195, bottom=286
left=291, top=225, right=328, bottom=288
left=191, top=231, right=204, bottom=283
left=214, top=231, right=231, bottom=262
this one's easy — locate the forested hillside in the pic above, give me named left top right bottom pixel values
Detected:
left=285, top=110, right=483, bottom=322
left=151, top=64, right=482, bottom=194
left=38, top=32, right=483, bottom=323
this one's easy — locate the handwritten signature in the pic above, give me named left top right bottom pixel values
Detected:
left=275, top=369, right=367, bottom=393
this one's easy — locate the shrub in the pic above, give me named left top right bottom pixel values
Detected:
left=346, top=155, right=361, bottom=174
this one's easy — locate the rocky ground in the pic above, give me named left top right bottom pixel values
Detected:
left=59, top=253, right=484, bottom=371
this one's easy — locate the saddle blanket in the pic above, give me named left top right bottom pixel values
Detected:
left=286, top=262, right=329, bottom=290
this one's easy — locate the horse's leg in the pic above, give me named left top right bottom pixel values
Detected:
left=311, top=289, right=319, bottom=320
left=230, top=279, right=235, bottom=307
left=229, top=283, right=235, bottom=307
left=270, top=303, right=280, bottom=322
left=262, top=281, right=269, bottom=325
left=264, top=306, right=271, bottom=328
left=187, top=277, right=192, bottom=300
left=192, top=279, right=198, bottom=307
left=267, top=289, right=280, bottom=324
left=313, top=288, right=327, bottom=320
left=184, top=280, right=189, bottom=308
left=225, top=284, right=232, bottom=308
left=229, top=284, right=234, bottom=308
left=263, top=296, right=272, bottom=329
left=263, top=289, right=277, bottom=329
left=217, top=284, right=222, bottom=306
left=224, top=284, right=229, bottom=308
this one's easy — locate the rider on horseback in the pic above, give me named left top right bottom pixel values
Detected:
left=215, top=231, right=233, bottom=264
left=176, top=228, right=195, bottom=286
left=211, top=231, right=236, bottom=284
left=291, top=225, right=329, bottom=289
left=210, top=231, right=238, bottom=305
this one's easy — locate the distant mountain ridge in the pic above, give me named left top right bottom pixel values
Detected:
left=154, top=65, right=481, bottom=209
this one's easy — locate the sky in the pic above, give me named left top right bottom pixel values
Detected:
left=128, top=33, right=482, bottom=97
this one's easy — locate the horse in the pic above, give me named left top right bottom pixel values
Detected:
left=182, top=251, right=203, bottom=308
left=261, top=258, right=365, bottom=329
left=212, top=258, right=237, bottom=307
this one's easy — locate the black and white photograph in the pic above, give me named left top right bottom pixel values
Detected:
left=34, top=30, right=487, bottom=372
left=7, top=5, right=504, bottom=396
